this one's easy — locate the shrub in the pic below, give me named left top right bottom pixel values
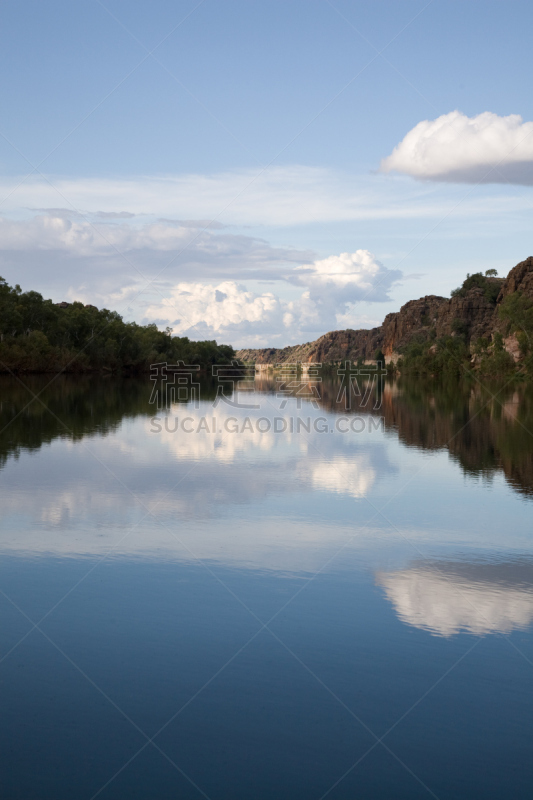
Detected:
left=398, top=335, right=470, bottom=378
left=452, top=318, right=469, bottom=338
left=498, top=292, right=533, bottom=355
left=374, top=348, right=385, bottom=366
left=451, top=272, right=500, bottom=304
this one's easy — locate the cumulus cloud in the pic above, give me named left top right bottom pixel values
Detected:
left=294, top=249, right=401, bottom=302
left=145, top=281, right=285, bottom=340
left=0, top=211, right=401, bottom=346
left=143, top=250, right=401, bottom=346
left=381, top=111, right=533, bottom=184
left=287, top=249, right=401, bottom=333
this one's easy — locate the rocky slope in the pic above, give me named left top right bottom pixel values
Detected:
left=237, top=257, right=533, bottom=364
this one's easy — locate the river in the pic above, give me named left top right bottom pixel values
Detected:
left=1, top=373, right=532, bottom=798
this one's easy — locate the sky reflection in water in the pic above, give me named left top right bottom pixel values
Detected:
left=1, top=376, right=533, bottom=799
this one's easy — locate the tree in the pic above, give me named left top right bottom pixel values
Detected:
left=0, top=276, right=236, bottom=373
left=499, top=291, right=533, bottom=355
left=374, top=348, right=385, bottom=367
left=451, top=272, right=500, bottom=304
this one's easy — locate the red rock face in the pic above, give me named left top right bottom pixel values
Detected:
left=498, top=256, right=533, bottom=302
left=236, top=258, right=533, bottom=364
left=380, top=296, right=448, bottom=357
left=437, top=290, right=498, bottom=340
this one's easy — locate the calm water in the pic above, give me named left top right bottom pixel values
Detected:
left=1, top=374, right=532, bottom=799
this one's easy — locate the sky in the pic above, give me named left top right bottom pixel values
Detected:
left=1, top=0, right=533, bottom=348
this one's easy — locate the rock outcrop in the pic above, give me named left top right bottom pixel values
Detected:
left=380, top=295, right=447, bottom=357
left=498, top=255, right=533, bottom=302
left=237, top=258, right=533, bottom=365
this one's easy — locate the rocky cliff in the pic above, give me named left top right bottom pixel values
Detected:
left=237, top=257, right=533, bottom=365
left=498, top=255, right=533, bottom=301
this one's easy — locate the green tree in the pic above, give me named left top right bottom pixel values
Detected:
left=451, top=272, right=500, bottom=304
left=0, top=276, right=236, bottom=373
left=374, top=348, right=385, bottom=367
left=499, top=292, right=533, bottom=355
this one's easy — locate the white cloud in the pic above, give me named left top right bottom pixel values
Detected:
left=0, top=165, right=520, bottom=227
left=143, top=250, right=401, bottom=346
left=0, top=167, right=398, bottom=226
left=284, top=249, right=401, bottom=335
left=0, top=214, right=310, bottom=317
left=381, top=111, right=533, bottom=184
left=0, top=211, right=398, bottom=346
left=294, top=249, right=401, bottom=303
left=0, top=215, right=300, bottom=259
left=146, top=280, right=285, bottom=340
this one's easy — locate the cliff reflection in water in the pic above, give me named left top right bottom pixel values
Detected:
left=254, top=375, right=533, bottom=498
left=376, top=557, right=533, bottom=636
left=1, top=374, right=533, bottom=499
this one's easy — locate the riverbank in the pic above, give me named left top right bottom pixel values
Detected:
left=0, top=276, right=235, bottom=373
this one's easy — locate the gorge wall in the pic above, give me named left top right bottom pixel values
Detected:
left=237, top=257, right=533, bottom=365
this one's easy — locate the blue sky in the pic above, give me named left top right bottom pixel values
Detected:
left=1, top=0, right=533, bottom=347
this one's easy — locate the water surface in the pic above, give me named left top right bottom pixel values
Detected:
left=1, top=375, right=532, bottom=799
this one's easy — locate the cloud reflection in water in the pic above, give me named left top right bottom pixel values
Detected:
left=376, top=558, right=533, bottom=636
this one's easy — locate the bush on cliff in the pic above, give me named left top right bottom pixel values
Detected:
left=451, top=272, right=501, bottom=304
left=477, top=333, right=516, bottom=378
left=398, top=335, right=470, bottom=378
left=499, top=292, right=533, bottom=357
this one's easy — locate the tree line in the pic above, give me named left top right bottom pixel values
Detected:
left=0, top=277, right=235, bottom=373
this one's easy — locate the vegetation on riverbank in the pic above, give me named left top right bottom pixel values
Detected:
left=397, top=272, right=533, bottom=381
left=0, top=277, right=235, bottom=373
